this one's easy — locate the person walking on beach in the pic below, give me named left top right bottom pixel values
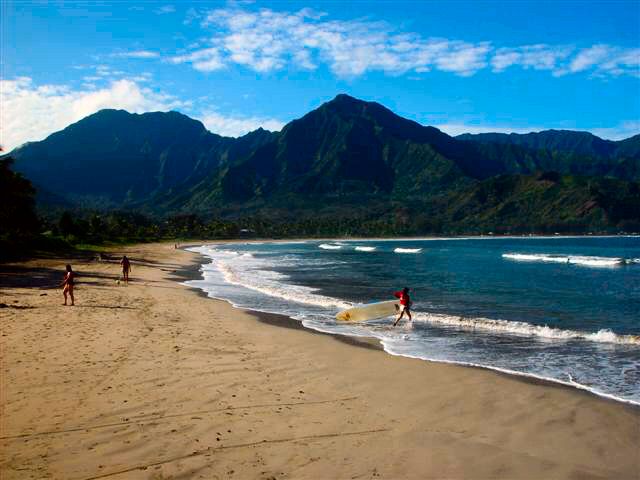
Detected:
left=393, top=287, right=412, bottom=326
left=120, top=255, right=131, bottom=285
left=60, top=264, right=75, bottom=306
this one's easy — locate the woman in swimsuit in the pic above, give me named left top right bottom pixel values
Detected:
left=120, top=256, right=131, bottom=285
left=393, top=287, right=412, bottom=326
left=61, top=264, right=75, bottom=306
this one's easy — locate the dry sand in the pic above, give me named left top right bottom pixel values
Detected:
left=1, top=242, right=638, bottom=480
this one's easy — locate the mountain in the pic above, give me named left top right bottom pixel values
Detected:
left=5, top=94, right=639, bottom=233
left=424, top=173, right=640, bottom=234
left=8, top=109, right=275, bottom=207
left=457, top=130, right=640, bottom=178
left=457, top=130, right=615, bottom=157
left=615, top=134, right=640, bottom=158
left=200, top=94, right=490, bottom=203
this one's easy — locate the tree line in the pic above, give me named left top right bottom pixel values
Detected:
left=2, top=155, right=638, bottom=261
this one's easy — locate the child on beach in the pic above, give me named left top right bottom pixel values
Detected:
left=120, top=256, right=131, bottom=285
left=393, top=287, right=412, bottom=326
left=60, top=264, right=75, bottom=306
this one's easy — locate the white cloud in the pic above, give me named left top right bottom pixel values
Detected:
left=184, top=7, right=201, bottom=25
left=172, top=8, right=494, bottom=77
left=130, top=72, right=153, bottom=82
left=589, top=121, right=640, bottom=140
left=0, top=77, right=187, bottom=152
left=491, top=50, right=521, bottom=72
left=568, top=44, right=610, bottom=73
left=155, top=5, right=175, bottom=15
left=199, top=111, right=284, bottom=137
left=550, top=44, right=640, bottom=77
left=434, top=42, right=491, bottom=76
left=111, top=50, right=160, bottom=59
left=170, top=47, right=225, bottom=72
left=492, top=44, right=573, bottom=73
left=594, top=47, right=640, bottom=77
left=169, top=6, right=640, bottom=80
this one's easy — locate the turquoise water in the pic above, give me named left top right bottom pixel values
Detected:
left=186, top=237, right=640, bottom=404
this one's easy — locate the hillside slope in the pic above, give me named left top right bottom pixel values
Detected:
left=5, top=95, right=639, bottom=232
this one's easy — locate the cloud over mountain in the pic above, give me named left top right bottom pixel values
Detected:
left=170, top=7, right=640, bottom=79
left=0, top=78, right=186, bottom=151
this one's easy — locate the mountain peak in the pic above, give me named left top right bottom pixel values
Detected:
left=320, top=93, right=370, bottom=112
left=331, top=93, right=360, bottom=103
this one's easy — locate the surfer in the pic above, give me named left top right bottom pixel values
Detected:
left=393, top=287, right=412, bottom=326
left=120, top=256, right=131, bottom=285
left=60, top=264, right=75, bottom=306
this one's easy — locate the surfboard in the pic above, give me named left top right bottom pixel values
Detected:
left=336, top=300, right=399, bottom=322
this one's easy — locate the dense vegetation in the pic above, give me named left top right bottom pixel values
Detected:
left=16, top=171, right=640, bottom=251
left=0, top=157, right=40, bottom=241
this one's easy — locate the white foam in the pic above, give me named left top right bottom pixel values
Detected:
left=355, top=246, right=376, bottom=252
left=394, top=248, right=422, bottom=253
left=378, top=343, right=640, bottom=406
left=319, top=244, right=342, bottom=250
left=413, top=312, right=640, bottom=345
left=503, top=253, right=626, bottom=267
left=568, top=256, right=625, bottom=267
left=199, top=248, right=351, bottom=310
left=214, top=249, right=242, bottom=256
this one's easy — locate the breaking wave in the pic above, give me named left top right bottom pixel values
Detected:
left=355, top=246, right=376, bottom=252
left=502, top=253, right=631, bottom=267
left=394, top=248, right=422, bottom=254
left=413, top=312, right=640, bottom=345
left=319, top=244, right=342, bottom=250
left=204, top=256, right=351, bottom=311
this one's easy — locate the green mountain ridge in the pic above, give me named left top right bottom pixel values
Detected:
left=5, top=94, right=640, bottom=234
left=457, top=130, right=640, bottom=178
left=457, top=130, right=640, bottom=158
left=9, top=109, right=275, bottom=206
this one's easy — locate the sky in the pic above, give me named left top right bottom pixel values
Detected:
left=2, top=0, right=640, bottom=152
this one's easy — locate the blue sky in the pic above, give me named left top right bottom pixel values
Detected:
left=2, top=0, right=639, bottom=151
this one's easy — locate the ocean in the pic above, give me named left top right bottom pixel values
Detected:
left=185, top=237, right=640, bottom=405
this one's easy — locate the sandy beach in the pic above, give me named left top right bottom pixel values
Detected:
left=1, top=242, right=638, bottom=480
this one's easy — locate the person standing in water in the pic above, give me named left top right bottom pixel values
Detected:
left=120, top=256, right=131, bottom=285
left=393, top=287, right=412, bottom=326
left=60, top=264, right=75, bottom=306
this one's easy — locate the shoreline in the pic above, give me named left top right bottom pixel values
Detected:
left=172, top=251, right=385, bottom=353
left=182, top=242, right=640, bottom=408
left=175, top=233, right=640, bottom=247
left=2, top=242, right=639, bottom=479
left=205, top=295, right=639, bottom=409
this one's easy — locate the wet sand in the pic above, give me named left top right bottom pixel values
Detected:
left=1, top=242, right=638, bottom=479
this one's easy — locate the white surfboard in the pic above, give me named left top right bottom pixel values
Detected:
left=336, top=300, right=399, bottom=322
